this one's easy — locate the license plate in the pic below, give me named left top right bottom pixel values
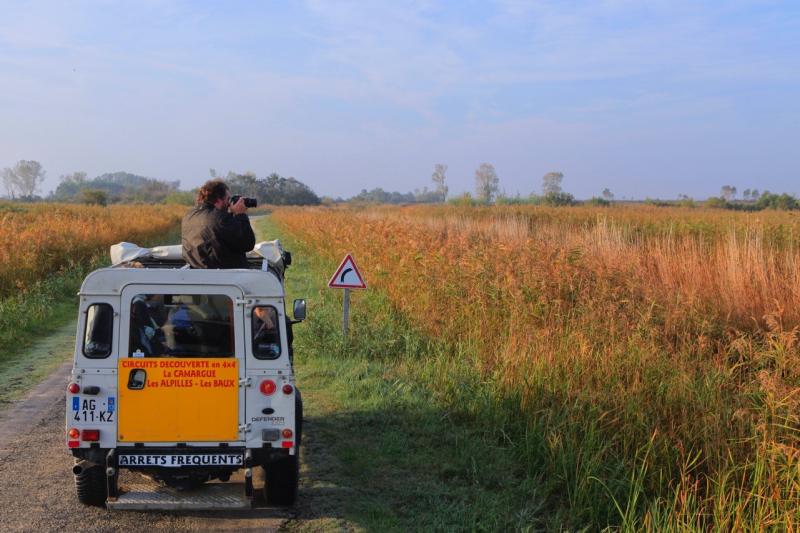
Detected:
left=72, top=396, right=115, bottom=423
left=117, top=454, right=243, bottom=468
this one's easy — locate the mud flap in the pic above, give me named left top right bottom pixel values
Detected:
left=244, top=449, right=254, bottom=502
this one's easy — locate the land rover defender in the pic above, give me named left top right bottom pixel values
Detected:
left=66, top=240, right=305, bottom=509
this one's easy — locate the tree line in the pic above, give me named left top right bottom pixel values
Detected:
left=335, top=163, right=579, bottom=206
left=0, top=160, right=321, bottom=206
left=212, top=169, right=320, bottom=206
left=53, top=171, right=181, bottom=204
left=3, top=158, right=796, bottom=211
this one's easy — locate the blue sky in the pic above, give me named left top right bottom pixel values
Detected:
left=0, top=0, right=798, bottom=199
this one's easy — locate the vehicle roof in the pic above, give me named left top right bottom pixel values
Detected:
left=80, top=267, right=285, bottom=298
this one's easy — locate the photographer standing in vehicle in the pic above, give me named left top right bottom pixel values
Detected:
left=182, top=179, right=256, bottom=269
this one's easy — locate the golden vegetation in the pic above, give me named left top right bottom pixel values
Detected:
left=0, top=202, right=185, bottom=297
left=274, top=204, right=799, bottom=529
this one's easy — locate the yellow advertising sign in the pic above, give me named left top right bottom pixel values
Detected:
left=118, top=358, right=239, bottom=442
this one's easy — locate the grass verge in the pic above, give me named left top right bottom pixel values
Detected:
left=258, top=217, right=560, bottom=531
left=0, top=260, right=101, bottom=407
left=0, top=227, right=182, bottom=409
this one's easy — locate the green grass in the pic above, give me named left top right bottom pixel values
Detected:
left=0, top=321, right=77, bottom=406
left=0, top=261, right=98, bottom=407
left=259, top=217, right=565, bottom=531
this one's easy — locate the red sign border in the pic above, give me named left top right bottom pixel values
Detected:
left=327, top=253, right=367, bottom=289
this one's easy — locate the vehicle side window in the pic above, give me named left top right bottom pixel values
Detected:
left=83, top=303, right=114, bottom=358
left=252, top=306, right=281, bottom=359
left=128, top=294, right=234, bottom=358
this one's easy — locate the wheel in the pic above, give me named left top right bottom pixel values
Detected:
left=295, top=390, right=303, bottom=448
left=74, top=464, right=107, bottom=506
left=264, top=392, right=302, bottom=506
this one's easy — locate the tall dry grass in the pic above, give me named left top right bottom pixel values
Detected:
left=274, top=204, right=800, bottom=529
left=0, top=202, right=186, bottom=297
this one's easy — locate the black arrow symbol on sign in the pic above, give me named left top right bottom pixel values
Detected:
left=340, top=268, right=353, bottom=283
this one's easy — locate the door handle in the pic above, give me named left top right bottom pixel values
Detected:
left=127, top=369, right=147, bottom=390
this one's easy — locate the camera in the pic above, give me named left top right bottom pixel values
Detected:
left=230, top=195, right=258, bottom=208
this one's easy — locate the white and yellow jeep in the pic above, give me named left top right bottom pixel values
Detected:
left=65, top=240, right=305, bottom=510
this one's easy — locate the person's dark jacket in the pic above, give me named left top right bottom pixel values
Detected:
left=181, top=204, right=256, bottom=268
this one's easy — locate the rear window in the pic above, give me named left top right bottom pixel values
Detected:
left=252, top=306, right=281, bottom=359
left=128, top=294, right=234, bottom=358
left=83, top=303, right=114, bottom=358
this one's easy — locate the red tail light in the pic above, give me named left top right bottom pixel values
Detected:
left=260, top=379, right=276, bottom=396
left=281, top=441, right=293, bottom=448
left=81, top=429, right=100, bottom=442
left=68, top=383, right=80, bottom=394
left=282, top=384, right=294, bottom=394
left=282, top=428, right=293, bottom=438
left=68, top=428, right=79, bottom=439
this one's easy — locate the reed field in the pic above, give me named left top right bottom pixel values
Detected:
left=0, top=202, right=185, bottom=369
left=274, top=204, right=800, bottom=530
left=0, top=202, right=185, bottom=297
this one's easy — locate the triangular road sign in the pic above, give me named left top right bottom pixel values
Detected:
left=328, top=254, right=367, bottom=289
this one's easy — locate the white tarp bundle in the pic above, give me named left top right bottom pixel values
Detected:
left=110, top=242, right=151, bottom=265
left=110, top=240, right=288, bottom=272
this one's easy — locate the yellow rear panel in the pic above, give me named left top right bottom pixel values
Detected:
left=118, top=358, right=239, bottom=442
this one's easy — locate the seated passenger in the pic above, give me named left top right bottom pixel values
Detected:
left=130, top=298, right=165, bottom=356
left=162, top=303, right=198, bottom=354
left=181, top=179, right=256, bottom=269
left=253, top=306, right=280, bottom=357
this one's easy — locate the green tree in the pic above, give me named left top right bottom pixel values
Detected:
left=226, top=171, right=321, bottom=205
left=163, top=191, right=196, bottom=205
left=80, top=189, right=108, bottom=206
left=11, top=160, right=46, bottom=198
left=542, top=171, right=564, bottom=196
left=543, top=192, right=576, bottom=206
left=1, top=167, right=16, bottom=199
left=706, top=196, right=729, bottom=208
left=756, top=192, right=799, bottom=210
left=2, top=160, right=46, bottom=199
left=431, top=163, right=448, bottom=202
left=720, top=185, right=737, bottom=201
left=474, top=163, right=499, bottom=203
left=586, top=197, right=610, bottom=207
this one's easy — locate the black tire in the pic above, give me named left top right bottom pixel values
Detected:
left=264, top=392, right=302, bottom=506
left=295, top=390, right=303, bottom=448
left=75, top=464, right=107, bottom=506
left=265, top=454, right=299, bottom=506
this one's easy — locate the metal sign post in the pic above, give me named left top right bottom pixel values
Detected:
left=328, top=254, right=367, bottom=342
left=342, top=288, right=350, bottom=339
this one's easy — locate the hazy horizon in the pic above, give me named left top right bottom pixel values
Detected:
left=1, top=1, right=798, bottom=200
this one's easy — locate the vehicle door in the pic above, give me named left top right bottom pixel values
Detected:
left=117, top=284, right=245, bottom=443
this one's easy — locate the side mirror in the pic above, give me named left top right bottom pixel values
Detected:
left=292, top=299, right=306, bottom=322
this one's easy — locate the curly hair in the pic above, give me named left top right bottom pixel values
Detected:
left=196, top=179, right=229, bottom=206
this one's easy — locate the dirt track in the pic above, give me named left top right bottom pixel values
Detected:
left=0, top=354, right=293, bottom=532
